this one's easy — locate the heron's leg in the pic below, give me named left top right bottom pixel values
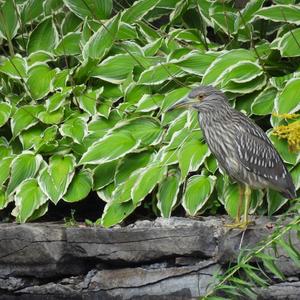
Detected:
left=235, top=184, right=244, bottom=223
left=225, top=184, right=244, bottom=228
left=236, top=184, right=255, bottom=229
left=225, top=185, right=253, bottom=229
left=243, top=185, right=251, bottom=224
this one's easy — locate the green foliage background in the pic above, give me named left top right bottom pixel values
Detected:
left=0, top=0, right=299, bottom=225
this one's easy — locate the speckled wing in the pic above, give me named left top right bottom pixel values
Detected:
left=234, top=130, right=295, bottom=198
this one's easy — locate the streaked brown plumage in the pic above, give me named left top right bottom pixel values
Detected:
left=170, top=85, right=296, bottom=227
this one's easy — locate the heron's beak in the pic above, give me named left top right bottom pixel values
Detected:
left=167, top=96, right=198, bottom=112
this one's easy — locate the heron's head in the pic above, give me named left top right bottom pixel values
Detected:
left=168, top=85, right=226, bottom=111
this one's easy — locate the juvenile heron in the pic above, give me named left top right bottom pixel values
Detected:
left=170, top=85, right=296, bottom=228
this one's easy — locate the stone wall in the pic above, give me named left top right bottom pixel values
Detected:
left=0, top=216, right=299, bottom=299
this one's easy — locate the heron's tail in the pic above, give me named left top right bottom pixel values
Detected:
left=280, top=186, right=297, bottom=199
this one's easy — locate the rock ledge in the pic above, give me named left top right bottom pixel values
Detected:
left=0, top=216, right=299, bottom=299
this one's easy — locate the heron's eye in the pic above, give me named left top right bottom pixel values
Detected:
left=198, top=95, right=203, bottom=100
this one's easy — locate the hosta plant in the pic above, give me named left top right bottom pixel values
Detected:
left=0, top=0, right=299, bottom=226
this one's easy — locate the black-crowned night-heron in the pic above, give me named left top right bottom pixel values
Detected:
left=170, top=85, right=296, bottom=228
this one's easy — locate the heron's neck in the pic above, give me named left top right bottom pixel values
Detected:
left=197, top=100, right=234, bottom=125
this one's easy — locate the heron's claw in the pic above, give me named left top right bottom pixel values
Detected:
left=225, top=220, right=254, bottom=230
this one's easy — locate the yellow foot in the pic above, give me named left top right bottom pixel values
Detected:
left=224, top=220, right=254, bottom=230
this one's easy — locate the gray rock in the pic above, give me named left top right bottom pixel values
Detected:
left=0, top=216, right=298, bottom=299
left=13, top=261, right=219, bottom=300
left=257, top=281, right=300, bottom=300
left=65, top=216, right=223, bottom=263
left=0, top=217, right=224, bottom=277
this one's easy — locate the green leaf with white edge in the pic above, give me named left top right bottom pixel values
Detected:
left=27, top=64, right=56, bottom=100
left=63, top=169, right=93, bottom=202
left=7, top=152, right=43, bottom=195
left=20, top=0, right=44, bottom=23
left=113, top=172, right=140, bottom=203
left=27, top=202, right=49, bottom=222
left=79, top=132, right=140, bottom=165
left=278, top=28, right=300, bottom=57
left=38, top=154, right=76, bottom=204
left=93, top=160, right=118, bottom=190
left=61, top=13, right=81, bottom=33
left=178, top=139, right=210, bottom=181
left=113, top=117, right=162, bottom=146
left=117, top=22, right=138, bottom=40
left=0, top=103, right=11, bottom=127
left=269, top=74, right=294, bottom=91
left=11, top=105, right=44, bottom=137
left=202, top=49, right=256, bottom=85
left=46, top=89, right=71, bottom=112
left=165, top=127, right=190, bottom=151
left=204, top=156, right=218, bottom=174
left=135, top=94, right=163, bottom=112
left=143, top=37, right=163, bottom=56
left=276, top=78, right=300, bottom=114
left=251, top=86, right=276, bottom=115
left=20, top=126, right=43, bottom=150
left=90, top=54, right=136, bottom=84
left=55, top=32, right=81, bottom=56
left=138, top=63, right=184, bottom=85
left=211, top=12, right=235, bottom=35
left=157, top=170, right=180, bottom=218
left=97, top=182, right=115, bottom=203
left=161, top=87, right=190, bottom=113
left=46, top=2, right=65, bottom=17
left=131, top=164, right=167, bottom=205
left=101, top=200, right=135, bottom=228
left=64, top=0, right=112, bottom=20
left=165, top=111, right=188, bottom=141
left=221, top=61, right=263, bottom=86
left=53, top=69, right=70, bottom=89
left=34, top=126, right=58, bottom=151
left=222, top=182, right=239, bottom=218
left=122, top=0, right=160, bottom=23
left=115, top=151, right=153, bottom=185
left=157, top=148, right=179, bottom=166
left=222, top=74, right=267, bottom=94
left=59, top=115, right=88, bottom=143
left=15, top=178, right=48, bottom=223
left=0, top=56, right=27, bottom=79
left=183, top=175, right=216, bottom=216
left=0, top=188, right=10, bottom=210
left=38, top=107, right=64, bottom=125
left=125, top=84, right=151, bottom=104
left=176, top=52, right=218, bottom=76
left=27, top=17, right=59, bottom=54
left=269, top=132, right=299, bottom=165
left=27, top=50, right=54, bottom=63
left=0, top=0, right=19, bottom=40
left=83, top=13, right=121, bottom=60
left=97, top=99, right=112, bottom=118
left=78, top=88, right=103, bottom=116
left=267, top=189, right=288, bottom=216
left=0, top=156, right=13, bottom=186
left=88, top=111, right=121, bottom=135
left=255, top=5, right=300, bottom=24
left=234, top=0, right=265, bottom=31
left=0, top=138, right=12, bottom=160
